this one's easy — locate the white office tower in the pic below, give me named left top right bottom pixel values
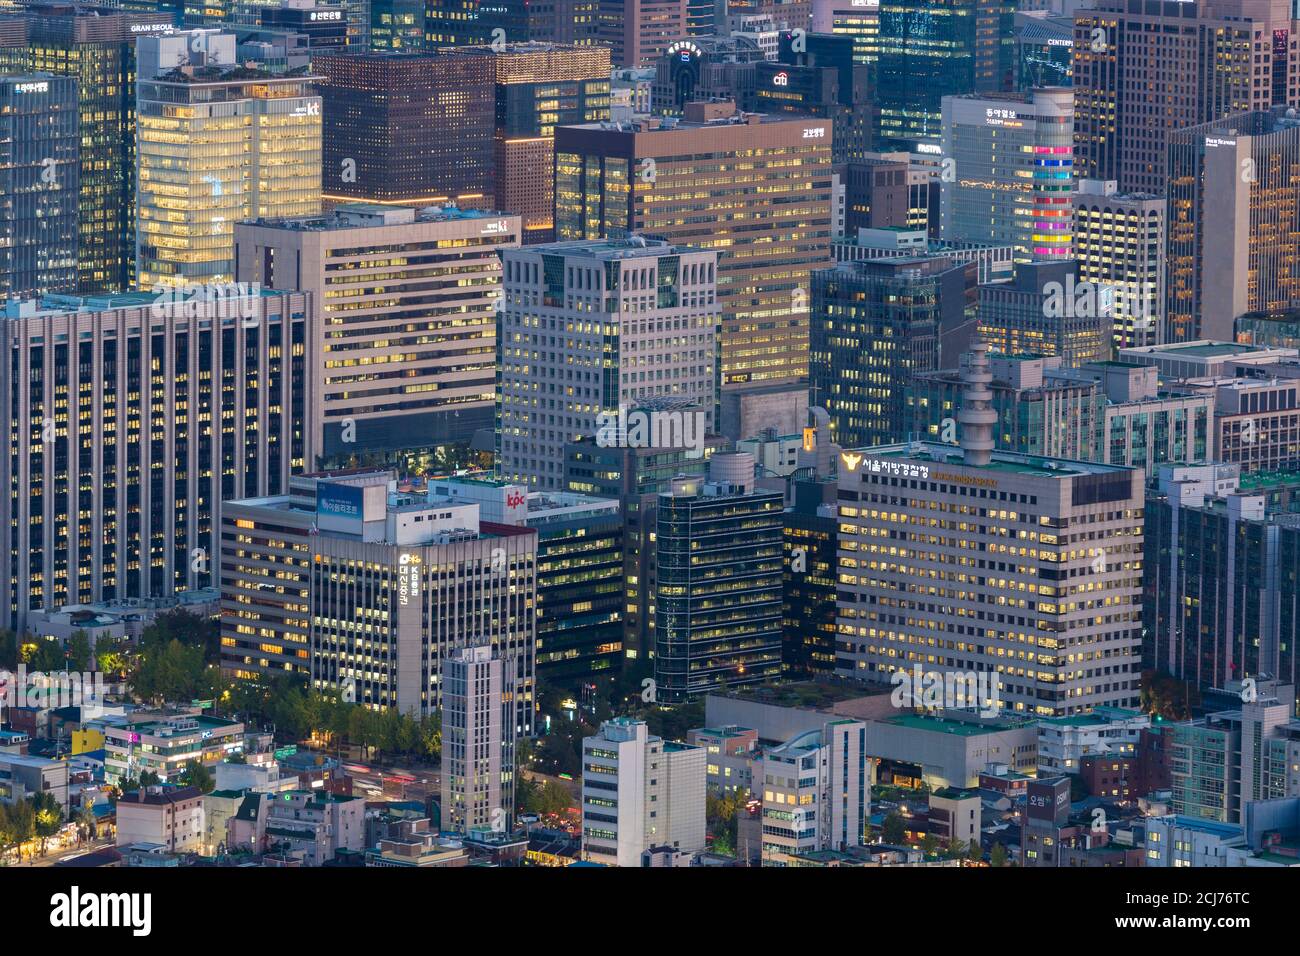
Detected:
left=441, top=645, right=504, bottom=834
left=581, top=718, right=705, bottom=866
left=497, top=238, right=720, bottom=490
left=759, top=718, right=869, bottom=866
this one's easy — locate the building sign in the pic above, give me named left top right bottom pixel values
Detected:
left=310, top=10, right=343, bottom=20
left=803, top=127, right=826, bottom=139
left=398, top=553, right=421, bottom=607
left=317, top=483, right=364, bottom=520
left=666, top=40, right=702, bottom=61
left=773, top=71, right=789, bottom=87
left=481, top=219, right=512, bottom=236
left=12, top=81, right=49, bottom=94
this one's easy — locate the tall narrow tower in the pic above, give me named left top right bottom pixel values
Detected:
left=959, top=344, right=997, bottom=466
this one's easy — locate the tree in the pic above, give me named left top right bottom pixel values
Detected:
left=920, top=833, right=939, bottom=859
left=0, top=800, right=34, bottom=861
left=0, top=628, right=18, bottom=670
left=66, top=630, right=93, bottom=672
left=26, top=638, right=65, bottom=673
left=881, top=811, right=907, bottom=845
left=990, top=843, right=1008, bottom=868
left=966, top=838, right=984, bottom=863
left=29, top=791, right=62, bottom=855
left=95, top=635, right=129, bottom=677
left=75, top=802, right=98, bottom=843
left=179, top=760, right=216, bottom=794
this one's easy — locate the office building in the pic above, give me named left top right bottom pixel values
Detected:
left=810, top=255, right=978, bottom=449
left=451, top=43, right=611, bottom=243
left=1166, top=108, right=1300, bottom=343
left=1200, top=376, right=1300, bottom=474
left=423, top=0, right=565, bottom=47
left=135, top=30, right=321, bottom=288
left=314, top=50, right=494, bottom=207
left=563, top=434, right=724, bottom=663
left=581, top=717, right=706, bottom=865
left=1117, top=340, right=1298, bottom=380
left=1072, top=179, right=1164, bottom=349
left=115, top=785, right=205, bottom=852
left=835, top=227, right=1015, bottom=285
left=497, top=238, right=720, bottom=490
left=654, top=453, right=785, bottom=702
left=441, top=645, right=505, bottom=834
left=424, top=475, right=626, bottom=683
left=103, top=713, right=245, bottom=785
left=977, top=260, right=1111, bottom=367
left=1144, top=464, right=1300, bottom=691
left=554, top=102, right=834, bottom=392
left=836, top=345, right=1146, bottom=717
left=1237, top=310, right=1300, bottom=352
left=2, top=4, right=174, bottom=293
left=759, top=718, right=868, bottom=865
left=0, top=74, right=78, bottom=301
left=235, top=204, right=521, bottom=463
left=1014, top=12, right=1072, bottom=90
left=1163, top=681, right=1300, bottom=824
left=782, top=436, right=840, bottom=675
left=811, top=0, right=880, bottom=65
left=369, top=0, right=424, bottom=49
left=650, top=35, right=767, bottom=116
left=1073, top=0, right=1300, bottom=195
left=940, top=88, right=1074, bottom=262
left=875, top=0, right=1016, bottom=150
left=2, top=289, right=310, bottom=632
left=596, top=0, right=690, bottom=67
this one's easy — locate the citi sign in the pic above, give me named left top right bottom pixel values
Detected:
left=773, top=71, right=789, bottom=87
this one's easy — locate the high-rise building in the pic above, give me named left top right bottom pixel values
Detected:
left=654, top=453, right=785, bottom=702
left=0, top=74, right=79, bottom=301
left=1013, top=11, right=1072, bottom=90
left=422, top=475, right=627, bottom=684
left=2, top=4, right=175, bottom=293
left=1166, top=108, right=1300, bottom=344
left=758, top=718, right=868, bottom=865
left=875, top=0, right=1016, bottom=150
left=423, top=0, right=561, bottom=46
left=135, top=30, right=321, bottom=288
left=581, top=717, right=706, bottom=865
left=563, top=434, right=725, bottom=663
left=976, top=260, right=1111, bottom=367
left=2, top=289, right=311, bottom=631
left=441, top=645, right=505, bottom=834
left=369, top=0, right=424, bottom=49
left=1072, top=179, right=1164, bottom=349
left=811, top=0, right=880, bottom=65
left=497, top=238, right=720, bottom=490
left=556, top=103, right=834, bottom=392
left=810, top=255, right=977, bottom=449
left=314, top=50, right=495, bottom=207
left=836, top=345, right=1146, bottom=717
left=596, top=0, right=689, bottom=67
left=1144, top=463, right=1300, bottom=694
left=940, top=88, right=1074, bottom=262
left=448, top=43, right=611, bottom=243
left=1073, top=0, right=1300, bottom=195
left=235, top=204, right=521, bottom=464
left=219, top=469, right=536, bottom=817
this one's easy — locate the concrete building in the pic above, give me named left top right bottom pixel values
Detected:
left=687, top=725, right=759, bottom=794
left=758, top=718, right=868, bottom=865
left=581, top=717, right=706, bottom=866
left=597, top=0, right=689, bottom=67
left=1163, top=681, right=1300, bottom=824
left=115, top=785, right=205, bottom=853
left=135, top=30, right=321, bottom=288
left=497, top=238, right=719, bottom=490
left=836, top=344, right=1146, bottom=716
left=1117, top=341, right=1298, bottom=381
left=235, top=204, right=520, bottom=462
left=102, top=714, right=245, bottom=786
left=940, top=87, right=1074, bottom=262
left=1073, top=0, right=1300, bottom=195
left=976, top=260, right=1111, bottom=367
left=1072, top=179, right=1165, bottom=349
left=261, top=790, right=364, bottom=865
left=1, top=289, right=311, bottom=632
left=0, top=752, right=69, bottom=810
left=440, top=646, right=504, bottom=835
left=928, top=787, right=981, bottom=849
left=654, top=454, right=785, bottom=702
left=1036, top=706, right=1151, bottom=775
left=1167, top=108, right=1300, bottom=343
left=834, top=227, right=1015, bottom=285
left=867, top=711, right=1040, bottom=788
left=554, top=102, right=833, bottom=397
left=1144, top=815, right=1248, bottom=867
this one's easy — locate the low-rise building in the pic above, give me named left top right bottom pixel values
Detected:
left=115, top=785, right=205, bottom=853
left=102, top=713, right=245, bottom=786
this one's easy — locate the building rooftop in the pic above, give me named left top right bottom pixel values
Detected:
left=883, top=712, right=1034, bottom=735
left=850, top=441, right=1132, bottom=478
